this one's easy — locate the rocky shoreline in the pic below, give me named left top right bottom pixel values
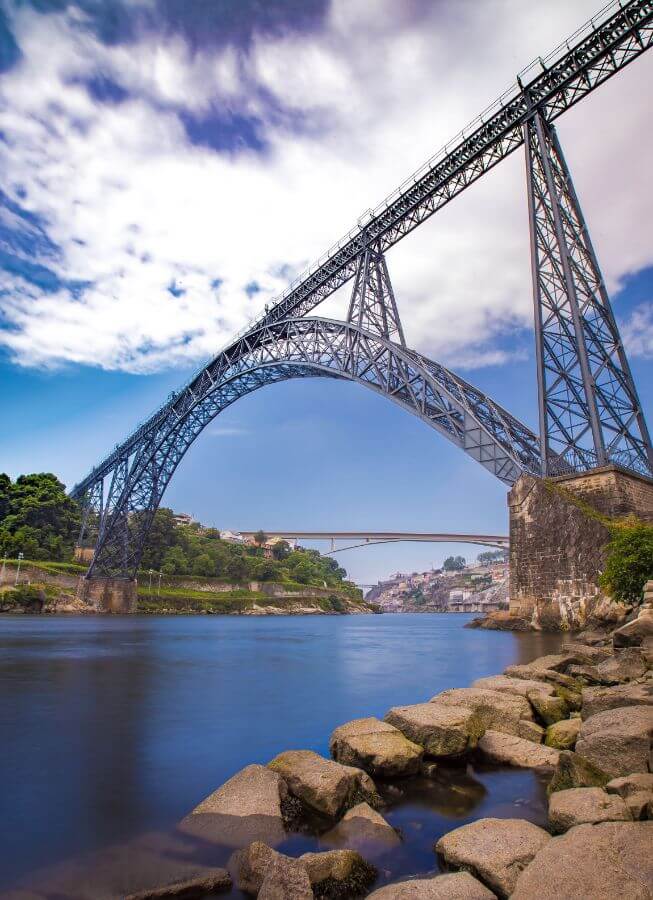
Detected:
left=11, top=588, right=653, bottom=899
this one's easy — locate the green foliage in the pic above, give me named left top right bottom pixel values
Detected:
left=9, top=584, right=46, bottom=609
left=0, top=472, right=81, bottom=561
left=443, top=555, right=466, bottom=571
left=599, top=519, right=653, bottom=604
left=271, top=539, right=291, bottom=561
left=253, top=529, right=267, bottom=546
left=477, top=550, right=507, bottom=565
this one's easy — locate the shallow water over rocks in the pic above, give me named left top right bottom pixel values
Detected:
left=0, top=613, right=563, bottom=893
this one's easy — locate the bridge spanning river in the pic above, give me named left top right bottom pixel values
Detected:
left=70, top=0, right=653, bottom=604
left=236, top=531, right=510, bottom=554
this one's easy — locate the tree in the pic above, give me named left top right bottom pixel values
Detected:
left=253, top=529, right=267, bottom=547
left=161, top=546, right=189, bottom=575
left=0, top=473, right=11, bottom=522
left=0, top=473, right=80, bottom=561
left=271, top=539, right=291, bottom=561
left=600, top=520, right=653, bottom=604
left=252, top=559, right=278, bottom=581
left=140, top=508, right=178, bottom=569
left=225, top=554, right=248, bottom=582
left=477, top=550, right=506, bottom=566
left=192, top=553, right=215, bottom=577
left=443, top=555, right=466, bottom=571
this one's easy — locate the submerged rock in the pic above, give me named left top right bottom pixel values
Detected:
left=329, top=717, right=423, bottom=777
left=435, top=817, right=549, bottom=899
left=511, top=822, right=653, bottom=899
left=178, top=764, right=288, bottom=848
left=367, top=871, right=497, bottom=898
left=124, top=868, right=232, bottom=899
left=547, top=750, right=610, bottom=794
left=299, top=847, right=377, bottom=896
left=547, top=787, right=632, bottom=833
left=385, top=703, right=483, bottom=758
left=575, top=706, right=653, bottom=777
left=477, top=730, right=559, bottom=770
left=320, top=802, right=400, bottom=854
left=545, top=718, right=581, bottom=751
left=267, top=750, right=380, bottom=820
left=430, top=688, right=535, bottom=740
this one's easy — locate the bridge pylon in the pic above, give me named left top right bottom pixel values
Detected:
left=347, top=242, right=406, bottom=346
left=524, top=110, right=653, bottom=477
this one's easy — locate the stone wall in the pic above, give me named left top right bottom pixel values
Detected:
left=508, top=465, right=653, bottom=630
left=76, top=577, right=137, bottom=613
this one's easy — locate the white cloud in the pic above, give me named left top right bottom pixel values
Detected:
left=208, top=425, right=249, bottom=438
left=0, top=0, right=651, bottom=375
left=621, top=303, right=653, bottom=359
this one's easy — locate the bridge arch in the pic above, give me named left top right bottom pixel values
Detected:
left=75, top=317, right=540, bottom=579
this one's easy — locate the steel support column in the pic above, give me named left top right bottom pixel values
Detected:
left=347, top=243, right=406, bottom=346
left=524, top=110, right=653, bottom=476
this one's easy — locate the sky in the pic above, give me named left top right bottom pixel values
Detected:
left=0, top=0, right=652, bottom=584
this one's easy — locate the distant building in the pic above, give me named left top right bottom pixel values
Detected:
left=173, top=512, right=194, bottom=527
left=220, top=530, right=246, bottom=544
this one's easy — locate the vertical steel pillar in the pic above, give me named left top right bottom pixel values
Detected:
left=524, top=110, right=653, bottom=477
left=347, top=242, right=406, bottom=346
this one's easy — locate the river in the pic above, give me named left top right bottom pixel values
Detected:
left=0, top=613, right=563, bottom=893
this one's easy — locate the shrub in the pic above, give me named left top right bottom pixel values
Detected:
left=10, top=584, right=46, bottom=610
left=600, top=519, right=653, bottom=605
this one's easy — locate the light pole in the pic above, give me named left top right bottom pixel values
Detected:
left=0, top=549, right=6, bottom=584
left=148, top=569, right=153, bottom=596
left=15, top=551, right=24, bottom=586
left=157, top=571, right=162, bottom=597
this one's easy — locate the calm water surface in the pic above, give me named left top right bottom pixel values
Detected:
left=0, top=613, right=563, bottom=892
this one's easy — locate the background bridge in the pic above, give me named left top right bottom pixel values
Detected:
left=236, top=531, right=510, bottom=554
left=71, top=0, right=653, bottom=605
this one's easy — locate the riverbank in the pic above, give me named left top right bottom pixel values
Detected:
left=6, top=601, right=651, bottom=897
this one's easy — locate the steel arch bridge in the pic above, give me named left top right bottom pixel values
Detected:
left=72, top=0, right=653, bottom=586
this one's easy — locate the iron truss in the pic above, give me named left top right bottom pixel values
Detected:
left=75, top=318, right=541, bottom=578
left=525, top=112, right=653, bottom=476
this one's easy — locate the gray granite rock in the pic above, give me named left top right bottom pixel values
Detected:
left=329, top=717, right=423, bottom=777
left=367, top=872, right=497, bottom=898
left=548, top=787, right=632, bottom=833
left=576, top=705, right=653, bottom=777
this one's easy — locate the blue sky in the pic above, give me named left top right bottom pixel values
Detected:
left=1, top=1, right=652, bottom=583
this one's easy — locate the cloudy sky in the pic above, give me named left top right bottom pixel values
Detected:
left=1, top=0, right=652, bottom=582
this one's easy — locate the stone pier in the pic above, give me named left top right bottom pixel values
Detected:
left=76, top=576, right=137, bottom=614
left=508, top=464, right=653, bottom=629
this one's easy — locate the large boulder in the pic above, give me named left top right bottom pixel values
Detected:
left=434, top=817, right=550, bottom=899
left=320, top=802, right=400, bottom=854
left=385, top=702, right=483, bottom=757
left=299, top=848, right=377, bottom=896
left=267, top=750, right=380, bottom=820
left=178, top=764, right=288, bottom=847
left=329, top=717, right=423, bottom=777
left=545, top=718, right=581, bottom=751
left=471, top=675, right=555, bottom=700
left=575, top=706, right=653, bottom=777
left=504, top=664, right=578, bottom=690
left=547, top=750, right=610, bottom=794
left=606, top=773, right=653, bottom=820
left=430, top=688, right=536, bottom=740
left=230, top=841, right=280, bottom=895
left=527, top=691, right=568, bottom=726
left=511, top=822, right=653, bottom=899
left=613, top=613, right=653, bottom=648
left=367, top=872, right=497, bottom=898
left=593, top=648, right=647, bottom=684
left=560, top=642, right=612, bottom=664
left=258, top=856, right=313, bottom=900
left=581, top=682, right=653, bottom=719
left=477, top=730, right=560, bottom=770
left=547, top=786, right=632, bottom=833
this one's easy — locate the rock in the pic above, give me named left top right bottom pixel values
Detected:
left=267, top=750, right=380, bottom=820
left=606, top=772, right=653, bottom=797
left=471, top=675, right=555, bottom=700
left=552, top=685, right=582, bottom=712
left=547, top=750, right=611, bottom=794
left=567, top=663, right=604, bottom=684
left=124, top=869, right=232, bottom=899
left=477, top=730, right=560, bottom=770
left=516, top=720, right=545, bottom=743
left=574, top=628, right=611, bottom=646
left=613, top=613, right=653, bottom=648
left=516, top=653, right=579, bottom=673
left=299, top=848, right=377, bottom=895
left=548, top=787, right=632, bottom=833
left=430, top=688, right=535, bottom=740
left=258, top=856, right=313, bottom=900
left=625, top=791, right=653, bottom=820
left=511, top=822, right=653, bottom=899
left=504, top=664, right=578, bottom=690
left=545, top=718, right=581, bottom=750
left=435, top=817, right=550, bottom=899
left=178, top=764, right=288, bottom=847
left=385, top=702, right=483, bottom=757
left=320, top=802, right=400, bottom=853
left=527, top=691, right=568, bottom=725
left=594, top=648, right=647, bottom=684
left=560, top=642, right=612, bottom=663
left=329, top=717, right=423, bottom=777
left=581, top=682, right=653, bottom=719
left=576, top=706, right=653, bottom=777
left=420, top=760, right=439, bottom=778
left=230, top=841, right=280, bottom=895
left=367, top=872, right=497, bottom=898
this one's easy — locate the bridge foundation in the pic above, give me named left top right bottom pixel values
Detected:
left=76, top=576, right=137, bottom=614
left=508, top=464, right=653, bottom=629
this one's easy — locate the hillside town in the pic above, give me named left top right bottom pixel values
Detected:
left=365, top=554, right=509, bottom=613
